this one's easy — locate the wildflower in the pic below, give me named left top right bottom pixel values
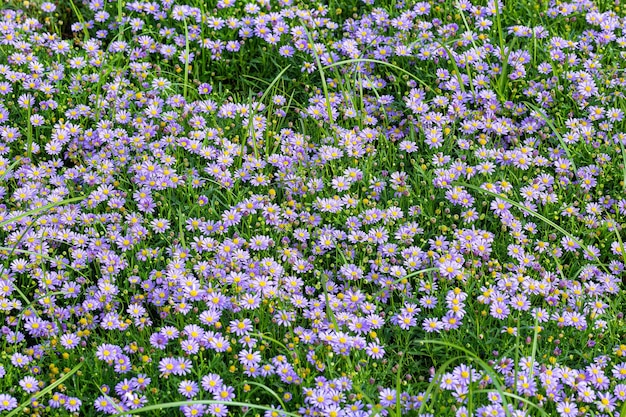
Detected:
left=561, top=236, right=580, bottom=252
left=556, top=400, right=578, bottom=417
left=65, top=397, right=82, bottom=412
left=150, top=218, right=170, bottom=233
left=490, top=198, right=512, bottom=215
left=19, top=376, right=39, bottom=393
left=439, top=259, right=462, bottom=279
left=490, top=302, right=510, bottom=320
left=60, top=333, right=80, bottom=349
left=395, top=313, right=416, bottom=330
left=366, top=342, right=385, bottom=359
left=179, top=380, right=200, bottom=398
left=198, top=83, right=212, bottom=94
left=213, top=385, right=236, bottom=402
left=182, top=404, right=207, bottom=417
left=0, top=395, right=17, bottom=411
left=423, top=318, right=444, bottom=333
left=158, top=357, right=177, bottom=376
left=379, top=388, right=397, bottom=407
left=208, top=403, right=228, bottom=417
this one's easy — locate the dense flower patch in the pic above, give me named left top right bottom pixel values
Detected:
left=0, top=0, right=624, bottom=416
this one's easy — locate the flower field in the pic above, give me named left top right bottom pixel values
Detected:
left=0, top=0, right=625, bottom=415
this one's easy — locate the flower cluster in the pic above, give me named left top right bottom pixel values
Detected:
left=0, top=0, right=624, bottom=416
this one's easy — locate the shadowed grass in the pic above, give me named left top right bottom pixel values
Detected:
left=245, top=65, right=292, bottom=158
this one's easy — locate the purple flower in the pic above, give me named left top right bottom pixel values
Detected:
left=198, top=83, right=213, bottom=95
left=60, top=333, right=80, bottom=349
left=249, top=235, right=272, bottom=250
left=213, top=385, right=236, bottom=402
left=439, top=259, right=462, bottom=279
left=556, top=400, right=578, bottom=417
left=208, top=335, right=230, bottom=352
left=442, top=313, right=462, bottom=330
left=238, top=349, right=262, bottom=367
left=150, top=218, right=170, bottom=233
left=182, top=404, right=207, bottom=417
left=94, top=395, right=112, bottom=413
left=149, top=333, right=169, bottom=350
left=395, top=313, right=416, bottom=330
left=178, top=380, right=199, bottom=398
left=561, top=236, right=580, bottom=252
left=158, top=357, right=177, bottom=376
left=423, top=318, right=444, bottom=333
left=208, top=403, right=229, bottom=417
left=366, top=342, right=385, bottom=359
left=229, top=318, right=253, bottom=336
left=115, top=379, right=135, bottom=396
left=420, top=296, right=438, bottom=309
left=160, top=326, right=180, bottom=340
left=171, top=357, right=192, bottom=376
left=19, top=376, right=39, bottom=393
left=0, top=394, right=17, bottom=411
left=490, top=302, right=510, bottom=320
left=181, top=339, right=200, bottom=355
left=11, top=353, right=31, bottom=368
left=379, top=388, right=397, bottom=407
left=65, top=397, right=82, bottom=412
left=114, top=354, right=132, bottom=374
left=201, top=374, right=223, bottom=393
left=490, top=198, right=512, bottom=216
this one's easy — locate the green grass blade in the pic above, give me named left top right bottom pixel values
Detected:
left=473, top=390, right=549, bottom=416
left=112, top=400, right=300, bottom=417
left=303, top=26, right=334, bottom=125
left=68, top=0, right=90, bottom=42
left=524, top=101, right=577, bottom=171
left=618, top=140, right=626, bottom=192
left=6, top=362, right=83, bottom=417
left=437, top=42, right=465, bottom=94
left=456, top=182, right=589, bottom=256
left=243, top=381, right=287, bottom=411
left=416, top=339, right=513, bottom=417
left=416, top=355, right=462, bottom=416
left=246, top=65, right=291, bottom=159
left=372, top=267, right=438, bottom=298
left=323, top=58, right=431, bottom=91
left=0, top=196, right=86, bottom=228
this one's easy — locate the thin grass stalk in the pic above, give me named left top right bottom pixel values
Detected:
left=112, top=400, right=302, bottom=417
left=524, top=101, right=577, bottom=171
left=6, top=362, right=83, bottom=417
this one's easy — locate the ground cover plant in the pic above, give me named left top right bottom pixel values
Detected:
left=0, top=0, right=625, bottom=415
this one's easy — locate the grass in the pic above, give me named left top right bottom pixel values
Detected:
left=0, top=0, right=624, bottom=416
left=6, top=362, right=84, bottom=417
